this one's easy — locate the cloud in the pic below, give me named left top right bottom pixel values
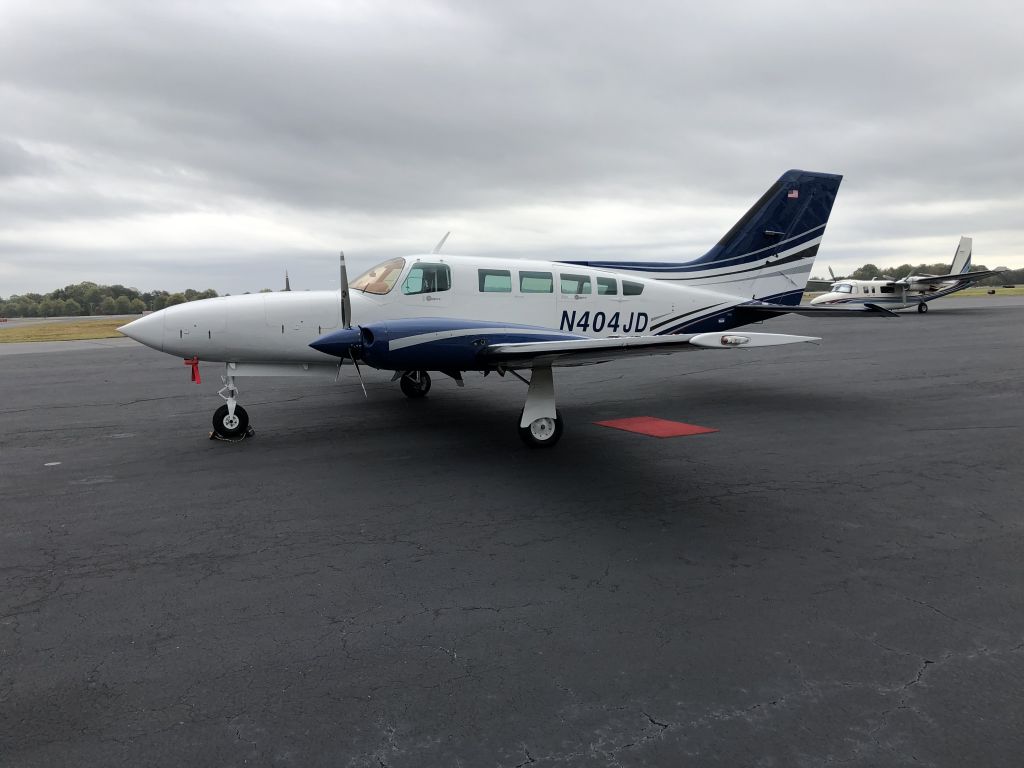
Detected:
left=0, top=138, right=53, bottom=179
left=1, top=0, right=1022, bottom=294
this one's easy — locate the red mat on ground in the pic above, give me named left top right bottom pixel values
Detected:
left=595, top=416, right=718, bottom=438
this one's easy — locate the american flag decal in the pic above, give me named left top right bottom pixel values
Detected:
left=787, top=189, right=799, bottom=199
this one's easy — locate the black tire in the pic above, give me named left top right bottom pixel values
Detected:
left=400, top=370, right=431, bottom=398
left=213, top=403, right=249, bottom=438
left=518, top=409, right=564, bottom=448
left=917, top=302, right=928, bottom=313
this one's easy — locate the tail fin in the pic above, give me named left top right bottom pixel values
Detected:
left=557, top=169, right=843, bottom=305
left=947, top=236, right=972, bottom=275
left=688, top=169, right=843, bottom=304
left=700, top=170, right=843, bottom=267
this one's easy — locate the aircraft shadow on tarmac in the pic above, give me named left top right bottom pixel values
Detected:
left=210, top=373, right=888, bottom=513
left=256, top=379, right=878, bottom=443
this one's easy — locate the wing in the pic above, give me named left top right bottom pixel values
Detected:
left=311, top=318, right=819, bottom=371
left=736, top=301, right=899, bottom=318
left=903, top=269, right=1005, bottom=285
left=482, top=331, right=820, bottom=368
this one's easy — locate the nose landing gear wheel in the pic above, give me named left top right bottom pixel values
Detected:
left=213, top=404, right=249, bottom=438
left=400, top=370, right=431, bottom=398
left=518, top=410, right=564, bottom=448
left=917, top=302, right=928, bottom=313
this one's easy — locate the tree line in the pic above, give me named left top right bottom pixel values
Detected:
left=0, top=282, right=220, bottom=318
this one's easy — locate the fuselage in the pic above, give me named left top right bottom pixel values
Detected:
left=121, top=254, right=771, bottom=365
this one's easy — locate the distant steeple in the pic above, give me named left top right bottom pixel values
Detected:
left=284, top=270, right=291, bottom=292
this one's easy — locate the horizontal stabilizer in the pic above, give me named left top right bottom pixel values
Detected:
left=862, top=303, right=901, bottom=316
left=737, top=301, right=899, bottom=318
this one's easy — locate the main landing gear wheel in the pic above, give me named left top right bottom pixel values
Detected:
left=400, top=370, right=431, bottom=398
left=917, top=302, right=928, bottom=313
left=518, top=409, right=564, bottom=448
left=213, top=403, right=249, bottom=438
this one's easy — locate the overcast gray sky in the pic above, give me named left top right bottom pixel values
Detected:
left=2, top=0, right=1022, bottom=295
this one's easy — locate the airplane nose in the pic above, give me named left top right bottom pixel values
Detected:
left=310, top=327, right=362, bottom=358
left=119, top=311, right=165, bottom=351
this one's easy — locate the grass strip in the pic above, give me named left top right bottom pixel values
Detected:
left=0, top=318, right=132, bottom=343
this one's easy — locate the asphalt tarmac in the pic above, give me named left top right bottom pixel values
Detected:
left=2, top=296, right=1023, bottom=767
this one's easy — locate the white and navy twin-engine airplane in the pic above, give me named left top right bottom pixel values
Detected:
left=810, top=236, right=1004, bottom=313
left=120, top=169, right=888, bottom=447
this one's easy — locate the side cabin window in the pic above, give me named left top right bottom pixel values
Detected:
left=596, top=276, right=618, bottom=295
left=863, top=287, right=870, bottom=294
left=880, top=285, right=896, bottom=294
left=402, top=263, right=451, bottom=295
left=519, top=271, right=553, bottom=293
left=478, top=269, right=512, bottom=292
left=560, top=273, right=592, bottom=295
left=623, top=281, right=644, bottom=296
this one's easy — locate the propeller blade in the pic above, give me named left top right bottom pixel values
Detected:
left=349, top=348, right=367, bottom=398
left=339, top=251, right=351, bottom=329
left=828, top=265, right=836, bottom=281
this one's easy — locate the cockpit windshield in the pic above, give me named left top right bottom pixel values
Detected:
left=832, top=283, right=853, bottom=294
left=351, top=257, right=406, bottom=295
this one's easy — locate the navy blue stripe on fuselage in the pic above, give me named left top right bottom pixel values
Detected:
left=649, top=302, right=726, bottom=332
left=559, top=225, right=824, bottom=275
left=654, top=244, right=819, bottom=283
left=650, top=289, right=805, bottom=336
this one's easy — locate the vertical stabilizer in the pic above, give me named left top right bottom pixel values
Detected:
left=699, top=170, right=843, bottom=269
left=558, top=170, right=843, bottom=307
left=948, top=236, right=972, bottom=276
left=668, top=170, right=844, bottom=304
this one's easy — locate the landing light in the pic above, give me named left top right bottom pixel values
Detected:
left=720, top=335, right=750, bottom=346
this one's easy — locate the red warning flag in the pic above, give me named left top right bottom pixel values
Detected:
left=184, top=356, right=201, bottom=384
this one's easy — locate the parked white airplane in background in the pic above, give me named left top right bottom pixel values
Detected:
left=810, top=237, right=1004, bottom=313
left=120, top=169, right=888, bottom=447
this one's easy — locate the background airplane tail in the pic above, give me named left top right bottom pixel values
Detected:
left=948, top=236, right=973, bottom=275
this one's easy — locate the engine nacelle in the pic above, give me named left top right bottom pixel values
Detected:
left=356, top=320, right=487, bottom=371
left=310, top=317, right=586, bottom=372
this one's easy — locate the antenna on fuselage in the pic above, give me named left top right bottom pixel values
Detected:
left=431, top=231, right=450, bottom=254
